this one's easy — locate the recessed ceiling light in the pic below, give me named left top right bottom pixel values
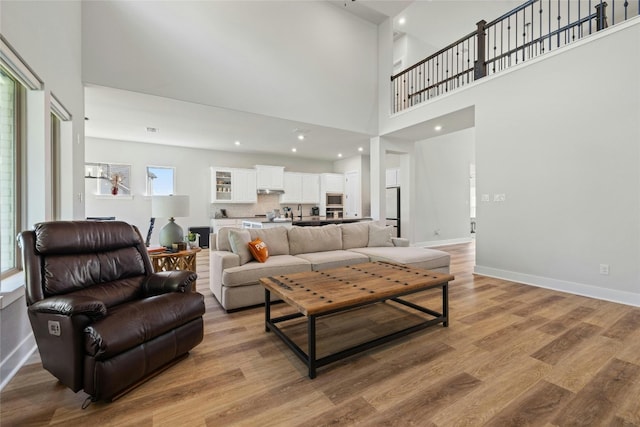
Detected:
left=358, top=147, right=363, bottom=152
left=297, top=134, right=305, bottom=141
left=434, top=125, right=442, bottom=131
left=398, top=17, right=406, bottom=25
left=338, top=153, right=343, bottom=158
left=291, top=148, right=297, bottom=152
left=234, top=141, right=241, bottom=146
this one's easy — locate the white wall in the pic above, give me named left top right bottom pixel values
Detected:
left=0, top=0, right=84, bottom=389
left=85, top=137, right=333, bottom=245
left=81, top=1, right=378, bottom=135
left=413, top=128, right=475, bottom=245
left=379, top=19, right=640, bottom=305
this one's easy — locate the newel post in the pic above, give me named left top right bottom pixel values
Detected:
left=474, top=20, right=487, bottom=80
left=595, top=2, right=609, bottom=31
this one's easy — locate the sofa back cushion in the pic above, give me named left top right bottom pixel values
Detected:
left=288, top=225, right=342, bottom=255
left=341, top=222, right=370, bottom=249
left=368, top=223, right=394, bottom=247
left=249, top=227, right=290, bottom=255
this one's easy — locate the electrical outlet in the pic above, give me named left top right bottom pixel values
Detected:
left=48, top=320, right=61, bottom=336
left=493, top=193, right=506, bottom=202
left=481, top=194, right=490, bottom=202
left=599, top=264, right=610, bottom=275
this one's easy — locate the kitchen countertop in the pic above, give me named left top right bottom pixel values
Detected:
left=291, top=217, right=371, bottom=226
left=214, top=216, right=371, bottom=226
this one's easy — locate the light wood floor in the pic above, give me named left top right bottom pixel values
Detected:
left=3, top=242, right=640, bottom=426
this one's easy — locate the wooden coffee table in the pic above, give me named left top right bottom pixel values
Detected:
left=260, top=261, right=454, bottom=378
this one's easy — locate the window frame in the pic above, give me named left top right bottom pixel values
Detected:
left=0, top=68, right=23, bottom=280
left=146, top=165, right=175, bottom=196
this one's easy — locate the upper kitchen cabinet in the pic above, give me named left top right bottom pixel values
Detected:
left=386, top=168, right=400, bottom=188
left=301, top=173, right=320, bottom=203
left=280, top=172, right=319, bottom=204
left=211, top=167, right=257, bottom=203
left=320, top=173, right=344, bottom=194
left=255, top=165, right=284, bottom=192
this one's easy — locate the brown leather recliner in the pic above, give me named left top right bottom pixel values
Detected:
left=18, top=220, right=206, bottom=402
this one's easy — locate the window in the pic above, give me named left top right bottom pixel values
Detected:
left=146, top=166, right=175, bottom=195
left=0, top=68, right=22, bottom=278
left=85, top=162, right=131, bottom=196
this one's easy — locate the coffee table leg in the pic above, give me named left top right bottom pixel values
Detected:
left=308, top=315, right=317, bottom=379
left=443, top=283, right=449, bottom=327
left=265, top=289, right=271, bottom=332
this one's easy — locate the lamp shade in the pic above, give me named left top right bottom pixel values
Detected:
left=151, top=195, right=190, bottom=219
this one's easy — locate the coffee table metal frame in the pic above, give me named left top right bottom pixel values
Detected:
left=263, top=265, right=450, bottom=379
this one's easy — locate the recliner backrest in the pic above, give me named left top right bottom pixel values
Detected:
left=22, top=221, right=153, bottom=306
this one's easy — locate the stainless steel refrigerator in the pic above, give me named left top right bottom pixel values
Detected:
left=386, top=187, right=400, bottom=238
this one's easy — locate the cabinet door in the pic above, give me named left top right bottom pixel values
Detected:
left=323, top=173, right=344, bottom=193
left=301, top=173, right=319, bottom=204
left=280, top=172, right=302, bottom=204
left=386, top=168, right=399, bottom=188
left=211, top=167, right=233, bottom=202
left=256, top=165, right=284, bottom=190
left=233, top=169, right=257, bottom=203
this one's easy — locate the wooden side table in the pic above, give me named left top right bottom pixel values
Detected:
left=149, top=248, right=202, bottom=290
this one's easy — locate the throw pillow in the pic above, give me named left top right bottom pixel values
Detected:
left=367, top=223, right=393, bottom=247
left=248, top=238, right=269, bottom=263
left=228, top=229, right=253, bottom=265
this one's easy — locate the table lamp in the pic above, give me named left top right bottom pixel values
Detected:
left=152, top=195, right=190, bottom=248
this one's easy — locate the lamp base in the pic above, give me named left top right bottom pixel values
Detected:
left=159, top=218, right=184, bottom=248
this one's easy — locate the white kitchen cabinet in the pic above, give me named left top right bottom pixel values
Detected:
left=280, top=172, right=319, bottom=204
left=386, top=168, right=400, bottom=188
left=255, top=165, right=284, bottom=191
left=301, top=173, right=320, bottom=204
left=211, top=167, right=256, bottom=203
left=280, top=172, right=303, bottom=204
left=233, top=169, right=257, bottom=203
left=211, top=218, right=239, bottom=234
left=321, top=173, right=344, bottom=194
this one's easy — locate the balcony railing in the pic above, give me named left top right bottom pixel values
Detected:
left=391, top=0, right=639, bottom=114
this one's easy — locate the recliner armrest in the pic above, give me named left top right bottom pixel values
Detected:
left=142, top=270, right=198, bottom=296
left=29, top=295, right=107, bottom=320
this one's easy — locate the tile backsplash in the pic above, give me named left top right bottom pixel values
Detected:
left=211, top=194, right=317, bottom=218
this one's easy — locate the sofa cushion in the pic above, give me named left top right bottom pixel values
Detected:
left=216, top=227, right=241, bottom=252
left=341, top=222, right=370, bottom=249
left=368, top=223, right=394, bottom=247
left=295, top=250, right=369, bottom=271
left=249, top=227, right=289, bottom=255
left=222, top=255, right=311, bottom=287
left=228, top=229, right=252, bottom=265
left=348, top=247, right=450, bottom=271
left=84, top=292, right=205, bottom=359
left=288, top=225, right=342, bottom=255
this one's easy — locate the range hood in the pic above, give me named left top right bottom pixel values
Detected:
left=256, top=188, right=285, bottom=195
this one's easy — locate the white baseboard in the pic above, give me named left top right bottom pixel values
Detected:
left=0, top=334, right=36, bottom=391
left=415, top=237, right=474, bottom=248
left=474, top=265, right=640, bottom=307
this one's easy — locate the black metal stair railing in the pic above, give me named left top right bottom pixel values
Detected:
left=391, top=0, right=639, bottom=114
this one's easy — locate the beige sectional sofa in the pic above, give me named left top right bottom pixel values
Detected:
left=209, top=222, right=451, bottom=312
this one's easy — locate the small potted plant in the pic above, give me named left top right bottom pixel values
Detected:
left=186, top=231, right=200, bottom=249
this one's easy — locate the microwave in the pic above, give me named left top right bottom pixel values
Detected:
left=326, top=193, right=343, bottom=206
